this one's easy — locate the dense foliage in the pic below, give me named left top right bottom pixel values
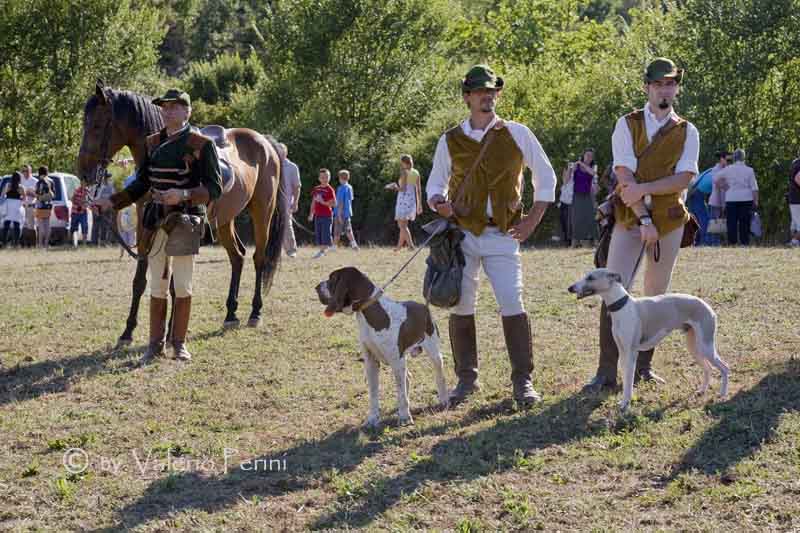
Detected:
left=2, top=0, right=798, bottom=240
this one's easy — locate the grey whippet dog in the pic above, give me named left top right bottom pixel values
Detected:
left=568, top=268, right=730, bottom=412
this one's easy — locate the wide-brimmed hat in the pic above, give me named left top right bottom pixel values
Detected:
left=462, top=64, right=505, bottom=92
left=152, top=88, right=191, bottom=107
left=644, top=58, right=684, bottom=84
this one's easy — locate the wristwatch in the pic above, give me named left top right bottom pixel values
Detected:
left=639, top=215, right=653, bottom=226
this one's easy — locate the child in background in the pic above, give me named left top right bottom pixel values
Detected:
left=332, top=169, right=359, bottom=250
left=309, top=168, right=336, bottom=258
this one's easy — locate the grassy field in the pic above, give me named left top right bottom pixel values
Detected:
left=1, top=244, right=798, bottom=532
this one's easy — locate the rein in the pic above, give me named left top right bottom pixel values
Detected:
left=95, top=212, right=141, bottom=260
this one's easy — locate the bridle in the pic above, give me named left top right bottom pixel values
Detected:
left=79, top=97, right=116, bottom=188
left=79, top=96, right=142, bottom=260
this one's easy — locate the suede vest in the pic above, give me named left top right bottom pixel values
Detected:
left=445, top=125, right=524, bottom=235
left=614, top=110, right=690, bottom=234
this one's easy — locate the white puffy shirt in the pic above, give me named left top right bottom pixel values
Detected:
left=612, top=103, right=699, bottom=177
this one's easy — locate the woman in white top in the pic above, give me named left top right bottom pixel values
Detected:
left=558, top=163, right=574, bottom=246
left=714, top=148, right=759, bottom=245
left=393, top=154, right=422, bottom=250
left=1, top=172, right=25, bottom=247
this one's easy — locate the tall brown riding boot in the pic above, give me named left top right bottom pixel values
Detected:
left=502, top=313, right=541, bottom=408
left=635, top=348, right=665, bottom=384
left=140, top=297, right=168, bottom=365
left=448, top=314, right=480, bottom=405
left=171, top=296, right=192, bottom=361
left=582, top=303, right=619, bottom=393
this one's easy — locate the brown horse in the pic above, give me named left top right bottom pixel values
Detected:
left=77, top=81, right=284, bottom=345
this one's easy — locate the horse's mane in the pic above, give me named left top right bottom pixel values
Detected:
left=84, top=89, right=164, bottom=137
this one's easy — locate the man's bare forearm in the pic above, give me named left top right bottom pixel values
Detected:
left=639, top=171, right=693, bottom=196
left=526, top=201, right=549, bottom=228
left=614, top=166, right=649, bottom=217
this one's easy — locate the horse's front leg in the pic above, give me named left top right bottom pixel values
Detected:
left=118, top=257, right=148, bottom=347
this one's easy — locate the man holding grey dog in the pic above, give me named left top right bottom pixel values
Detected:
left=94, top=89, right=222, bottom=364
left=583, top=58, right=700, bottom=393
left=426, top=64, right=556, bottom=408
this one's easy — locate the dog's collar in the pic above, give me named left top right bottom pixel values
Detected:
left=353, top=288, right=383, bottom=312
left=607, top=294, right=629, bottom=313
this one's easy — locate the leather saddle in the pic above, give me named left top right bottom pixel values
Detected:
left=200, top=125, right=251, bottom=229
left=200, top=125, right=234, bottom=195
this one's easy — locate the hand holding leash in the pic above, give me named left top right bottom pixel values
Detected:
left=639, top=224, right=659, bottom=245
left=428, top=194, right=454, bottom=218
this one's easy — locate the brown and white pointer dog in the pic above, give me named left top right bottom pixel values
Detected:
left=316, top=267, right=449, bottom=427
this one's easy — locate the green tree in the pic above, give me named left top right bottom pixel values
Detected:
left=0, top=0, right=165, bottom=171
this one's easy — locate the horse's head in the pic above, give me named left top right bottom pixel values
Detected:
left=77, top=80, right=127, bottom=186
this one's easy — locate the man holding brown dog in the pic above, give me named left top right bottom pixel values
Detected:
left=583, top=58, right=700, bottom=393
left=426, top=64, right=556, bottom=408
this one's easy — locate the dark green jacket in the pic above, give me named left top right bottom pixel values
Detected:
left=111, top=125, right=222, bottom=216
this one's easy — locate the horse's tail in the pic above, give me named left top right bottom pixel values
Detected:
left=261, top=136, right=284, bottom=296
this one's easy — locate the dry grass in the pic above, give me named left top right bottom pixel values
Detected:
left=1, top=243, right=798, bottom=532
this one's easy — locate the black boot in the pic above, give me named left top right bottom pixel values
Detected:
left=582, top=303, right=618, bottom=393
left=502, top=313, right=541, bottom=408
left=448, top=314, right=480, bottom=405
left=635, top=348, right=665, bottom=384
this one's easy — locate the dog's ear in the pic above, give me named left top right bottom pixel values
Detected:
left=325, top=273, right=351, bottom=314
left=609, top=272, right=623, bottom=284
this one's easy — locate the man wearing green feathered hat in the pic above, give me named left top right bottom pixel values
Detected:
left=583, top=58, right=700, bottom=393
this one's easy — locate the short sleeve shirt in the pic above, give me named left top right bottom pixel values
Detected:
left=311, top=184, right=335, bottom=217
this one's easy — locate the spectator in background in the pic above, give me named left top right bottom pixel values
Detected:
left=20, top=164, right=38, bottom=246
left=116, top=172, right=139, bottom=258
left=789, top=157, right=800, bottom=247
left=716, top=148, right=758, bottom=245
left=34, top=166, right=55, bottom=249
left=1, top=172, right=24, bottom=248
left=707, top=150, right=730, bottom=245
left=558, top=163, right=574, bottom=246
left=600, top=163, right=618, bottom=197
left=569, top=148, right=599, bottom=247
left=393, top=154, right=422, bottom=250
left=91, top=171, right=115, bottom=245
left=308, top=168, right=336, bottom=259
left=332, top=169, right=359, bottom=250
left=277, top=143, right=301, bottom=258
left=686, top=156, right=717, bottom=245
left=70, top=180, right=91, bottom=246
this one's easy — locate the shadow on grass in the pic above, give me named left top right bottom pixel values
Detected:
left=0, top=327, right=232, bottom=407
left=309, top=392, right=610, bottom=529
left=103, top=392, right=608, bottom=531
left=0, top=347, right=134, bottom=407
left=101, top=425, right=384, bottom=532
left=665, top=359, right=800, bottom=481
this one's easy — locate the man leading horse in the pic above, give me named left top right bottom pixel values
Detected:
left=93, top=89, right=222, bottom=363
